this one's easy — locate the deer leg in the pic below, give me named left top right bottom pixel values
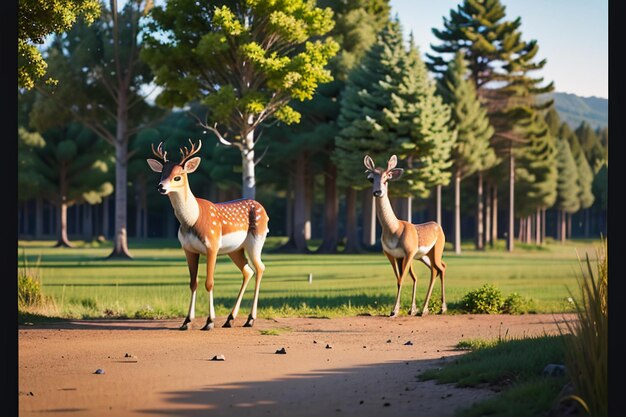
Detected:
left=201, top=249, right=218, bottom=331
left=223, top=249, right=254, bottom=328
left=391, top=254, right=415, bottom=317
left=384, top=251, right=400, bottom=279
left=420, top=253, right=437, bottom=316
left=408, top=264, right=418, bottom=316
left=180, top=250, right=200, bottom=330
left=244, top=234, right=267, bottom=327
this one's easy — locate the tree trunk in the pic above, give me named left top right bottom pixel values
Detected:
left=507, top=150, right=514, bottom=252
left=454, top=171, right=461, bottom=254
left=518, top=217, right=524, bottom=242
left=491, top=184, right=498, bottom=247
left=35, top=197, right=43, bottom=239
left=526, top=215, right=532, bottom=244
left=476, top=172, right=484, bottom=250
left=436, top=184, right=442, bottom=225
left=317, top=161, right=339, bottom=254
left=241, top=124, right=256, bottom=200
left=397, top=196, right=412, bottom=223
left=485, top=183, right=491, bottom=246
left=107, top=99, right=132, bottom=259
left=535, top=208, right=541, bottom=244
left=102, top=196, right=109, bottom=239
left=560, top=210, right=567, bottom=243
left=344, top=187, right=362, bottom=253
left=361, top=191, right=376, bottom=247
left=567, top=212, right=572, bottom=239
left=541, top=208, right=546, bottom=244
left=55, top=202, right=72, bottom=248
left=304, top=159, right=313, bottom=241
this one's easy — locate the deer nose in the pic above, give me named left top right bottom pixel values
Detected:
left=373, top=190, right=382, bottom=197
left=157, top=183, right=166, bottom=194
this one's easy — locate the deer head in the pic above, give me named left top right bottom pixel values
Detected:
left=363, top=154, right=404, bottom=198
left=147, top=139, right=202, bottom=195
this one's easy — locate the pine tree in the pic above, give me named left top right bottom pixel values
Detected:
left=554, top=137, right=580, bottom=242
left=575, top=122, right=605, bottom=173
left=437, top=51, right=495, bottom=253
left=428, top=0, right=554, bottom=251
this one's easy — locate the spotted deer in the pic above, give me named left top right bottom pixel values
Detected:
left=147, top=140, right=269, bottom=330
left=364, top=154, right=447, bottom=317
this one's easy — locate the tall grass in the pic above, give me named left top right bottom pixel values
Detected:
left=560, top=238, right=608, bottom=416
left=18, top=250, right=43, bottom=309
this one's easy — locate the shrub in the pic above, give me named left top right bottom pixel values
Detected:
left=462, top=283, right=504, bottom=314
left=18, top=252, right=43, bottom=309
left=503, top=292, right=535, bottom=315
left=560, top=238, right=607, bottom=417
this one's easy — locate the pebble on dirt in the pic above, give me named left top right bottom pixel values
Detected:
left=404, top=341, right=413, bottom=346
left=325, top=344, right=333, bottom=349
left=275, top=348, right=287, bottom=354
left=94, top=369, right=105, bottom=375
left=211, top=355, right=226, bottom=361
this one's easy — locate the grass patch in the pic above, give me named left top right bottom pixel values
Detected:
left=16, top=238, right=598, bottom=319
left=420, top=334, right=567, bottom=416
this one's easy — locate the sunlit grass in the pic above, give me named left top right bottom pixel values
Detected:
left=17, top=237, right=599, bottom=320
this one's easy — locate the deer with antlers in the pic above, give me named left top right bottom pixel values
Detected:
left=147, top=140, right=269, bottom=330
left=364, top=155, right=447, bottom=317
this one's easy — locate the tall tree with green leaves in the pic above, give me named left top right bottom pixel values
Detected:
left=437, top=51, right=495, bottom=254
left=554, top=137, right=580, bottom=242
left=30, top=0, right=160, bottom=258
left=18, top=0, right=101, bottom=89
left=428, top=0, right=554, bottom=251
left=575, top=121, right=605, bottom=173
left=142, top=0, right=339, bottom=201
left=18, top=123, right=113, bottom=247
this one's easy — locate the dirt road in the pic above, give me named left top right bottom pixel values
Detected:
left=18, top=314, right=573, bottom=416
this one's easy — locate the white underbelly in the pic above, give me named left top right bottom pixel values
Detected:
left=382, top=239, right=436, bottom=259
left=218, top=230, right=248, bottom=254
left=178, top=229, right=209, bottom=254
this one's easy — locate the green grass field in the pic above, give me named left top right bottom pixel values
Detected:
left=17, top=237, right=601, bottom=320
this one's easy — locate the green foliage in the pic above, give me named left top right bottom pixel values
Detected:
left=334, top=20, right=454, bottom=196
left=18, top=0, right=101, bottom=89
left=18, top=252, right=43, bottom=309
left=502, top=292, right=535, bottom=315
left=142, top=0, right=339, bottom=136
left=455, top=338, right=499, bottom=351
left=575, top=121, right=605, bottom=173
left=421, top=334, right=567, bottom=417
left=555, top=138, right=580, bottom=214
left=438, top=51, right=496, bottom=179
left=561, top=239, right=607, bottom=417
left=461, top=283, right=504, bottom=314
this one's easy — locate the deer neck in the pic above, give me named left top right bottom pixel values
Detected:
left=168, top=184, right=200, bottom=228
left=375, top=193, right=401, bottom=234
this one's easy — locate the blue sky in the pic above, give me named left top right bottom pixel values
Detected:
left=389, top=0, right=608, bottom=99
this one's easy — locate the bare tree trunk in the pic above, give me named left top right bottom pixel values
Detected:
left=107, top=98, right=132, bottom=258
left=535, top=208, right=541, bottom=244
left=344, top=187, right=362, bottom=254
left=476, top=172, right=484, bottom=250
left=507, top=150, right=515, bottom=252
left=567, top=212, right=572, bottom=239
left=241, top=123, right=256, bottom=200
left=436, top=184, right=442, bottom=225
left=541, top=208, right=546, bottom=244
left=560, top=210, right=567, bottom=243
left=526, top=215, right=532, bottom=243
left=485, top=183, right=491, bottom=246
left=55, top=200, right=72, bottom=248
left=304, top=159, right=313, bottom=241
left=491, top=185, right=498, bottom=247
left=518, top=217, right=524, bottom=242
left=35, top=197, right=43, bottom=239
left=361, top=191, right=376, bottom=247
left=317, top=161, right=339, bottom=254
left=453, top=171, right=461, bottom=254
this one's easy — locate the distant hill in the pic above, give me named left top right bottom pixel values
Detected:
left=541, top=92, right=608, bottom=130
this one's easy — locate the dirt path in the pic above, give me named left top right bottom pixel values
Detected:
left=18, top=314, right=573, bottom=416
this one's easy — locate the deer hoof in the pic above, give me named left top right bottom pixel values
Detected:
left=441, top=304, right=448, bottom=314
left=389, top=311, right=399, bottom=318
left=409, top=308, right=417, bottom=316
left=201, top=322, right=214, bottom=331
left=421, top=309, right=429, bottom=317
left=179, top=323, right=189, bottom=331
left=243, top=316, right=255, bottom=327
left=222, top=321, right=232, bottom=328
left=223, top=314, right=235, bottom=328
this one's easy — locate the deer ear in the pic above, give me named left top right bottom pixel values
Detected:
left=387, top=168, right=404, bottom=181
left=387, top=155, right=398, bottom=170
left=147, top=159, right=163, bottom=173
left=364, top=155, right=376, bottom=171
left=183, top=157, right=201, bottom=173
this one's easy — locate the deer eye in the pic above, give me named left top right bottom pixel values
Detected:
left=174, top=176, right=181, bottom=181
left=368, top=177, right=374, bottom=183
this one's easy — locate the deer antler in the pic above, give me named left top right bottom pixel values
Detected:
left=151, top=142, right=168, bottom=163
left=179, top=139, right=202, bottom=165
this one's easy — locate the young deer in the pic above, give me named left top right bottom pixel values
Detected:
left=147, top=140, right=269, bottom=330
left=364, top=154, right=447, bottom=317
